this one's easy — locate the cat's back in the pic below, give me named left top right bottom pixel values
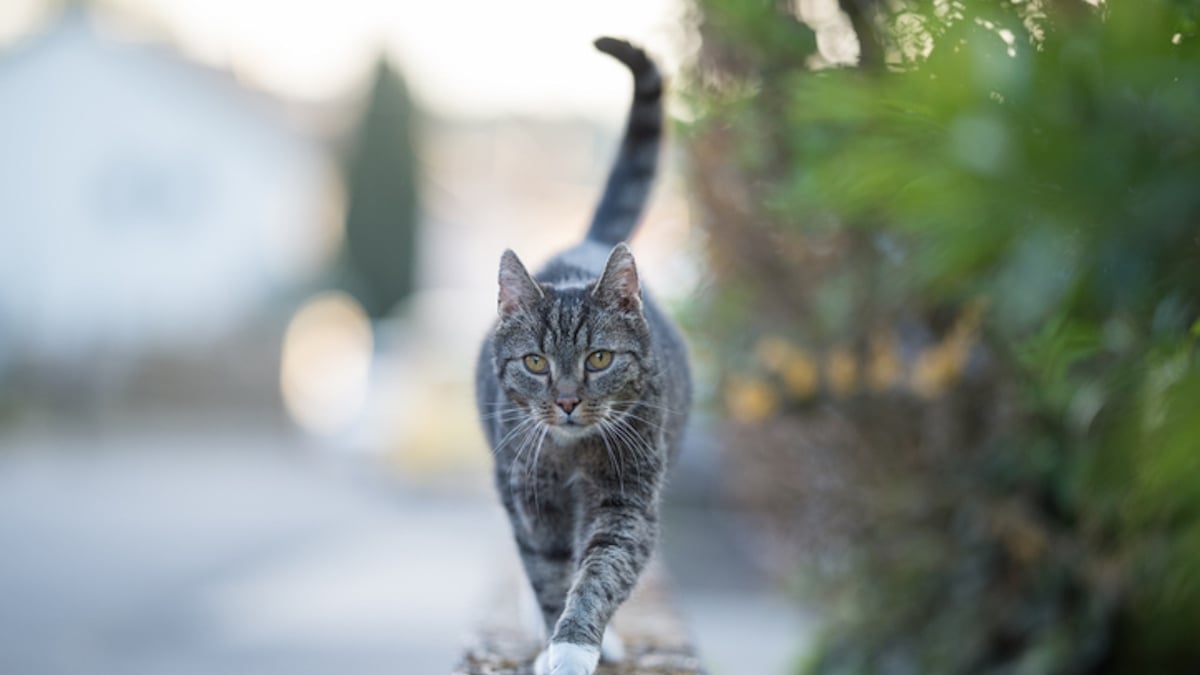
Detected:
left=535, top=240, right=616, bottom=286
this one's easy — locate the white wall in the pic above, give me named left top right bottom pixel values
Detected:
left=0, top=12, right=332, bottom=361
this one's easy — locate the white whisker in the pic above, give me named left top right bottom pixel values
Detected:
left=608, top=415, right=658, bottom=470
left=529, top=423, right=551, bottom=518
left=612, top=399, right=681, bottom=415
left=597, top=421, right=625, bottom=496
left=493, top=417, right=538, bottom=457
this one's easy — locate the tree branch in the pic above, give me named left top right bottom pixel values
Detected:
left=839, top=0, right=885, bottom=71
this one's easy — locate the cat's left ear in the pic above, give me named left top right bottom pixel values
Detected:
left=498, top=249, right=543, bottom=317
left=593, top=242, right=642, bottom=313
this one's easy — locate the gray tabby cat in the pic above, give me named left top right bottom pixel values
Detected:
left=474, top=37, right=691, bottom=675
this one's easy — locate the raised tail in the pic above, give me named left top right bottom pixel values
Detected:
left=586, top=37, right=664, bottom=246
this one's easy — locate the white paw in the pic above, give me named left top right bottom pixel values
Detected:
left=600, top=626, right=625, bottom=663
left=533, top=641, right=600, bottom=675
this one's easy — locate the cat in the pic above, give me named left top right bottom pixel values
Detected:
left=474, top=37, right=691, bottom=675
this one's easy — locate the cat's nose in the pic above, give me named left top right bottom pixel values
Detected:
left=556, top=394, right=580, bottom=415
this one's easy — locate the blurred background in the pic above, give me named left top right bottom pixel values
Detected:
left=0, top=1, right=801, bottom=674
left=3, top=0, right=1200, bottom=674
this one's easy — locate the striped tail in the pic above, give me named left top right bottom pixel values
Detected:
left=586, top=37, right=664, bottom=246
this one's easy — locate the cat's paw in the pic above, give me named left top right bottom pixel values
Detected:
left=532, top=641, right=600, bottom=675
left=600, top=626, right=625, bottom=663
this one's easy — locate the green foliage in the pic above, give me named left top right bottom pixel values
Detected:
left=687, top=0, right=1200, bottom=671
left=342, top=58, right=421, bottom=318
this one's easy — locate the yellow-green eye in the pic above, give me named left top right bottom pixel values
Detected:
left=523, top=354, right=549, bottom=374
left=586, top=350, right=613, bottom=371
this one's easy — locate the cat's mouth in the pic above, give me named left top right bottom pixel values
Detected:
left=556, top=414, right=592, bottom=429
left=547, top=422, right=591, bottom=442
left=543, top=410, right=597, bottom=438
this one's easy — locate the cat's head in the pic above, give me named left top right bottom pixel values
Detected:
left=492, top=243, right=652, bottom=440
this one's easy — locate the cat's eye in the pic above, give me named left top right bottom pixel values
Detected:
left=523, top=354, right=549, bottom=374
left=586, top=350, right=614, bottom=371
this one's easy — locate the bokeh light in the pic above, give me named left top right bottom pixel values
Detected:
left=280, top=292, right=373, bottom=436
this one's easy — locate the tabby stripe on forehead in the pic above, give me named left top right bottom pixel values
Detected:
left=572, top=308, right=591, bottom=345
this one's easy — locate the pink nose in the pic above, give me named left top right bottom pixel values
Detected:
left=556, top=395, right=580, bottom=414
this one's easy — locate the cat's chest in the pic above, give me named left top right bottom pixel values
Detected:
left=505, top=435, right=614, bottom=503
left=527, top=435, right=611, bottom=479
left=507, top=438, right=605, bottom=531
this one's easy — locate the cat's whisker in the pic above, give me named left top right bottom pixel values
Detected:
left=611, top=409, right=662, bottom=429
left=509, top=419, right=543, bottom=459
left=492, top=417, right=539, bottom=457
left=614, top=421, right=641, bottom=485
left=490, top=417, right=529, bottom=448
left=603, top=419, right=630, bottom=485
left=608, top=408, right=666, bottom=430
left=481, top=400, right=532, bottom=411
left=600, top=416, right=639, bottom=458
left=525, top=422, right=551, bottom=518
left=601, top=403, right=658, bottom=433
left=605, top=402, right=668, bottom=440
left=609, top=416, right=657, bottom=468
left=611, top=399, right=681, bottom=415
left=507, top=420, right=543, bottom=488
left=480, top=410, right=523, bottom=419
left=603, top=420, right=648, bottom=484
left=479, top=409, right=527, bottom=421
left=596, top=420, right=625, bottom=496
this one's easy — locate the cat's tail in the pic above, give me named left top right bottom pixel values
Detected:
left=586, top=37, right=664, bottom=246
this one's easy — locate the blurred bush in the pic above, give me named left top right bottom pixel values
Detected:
left=684, top=0, right=1200, bottom=672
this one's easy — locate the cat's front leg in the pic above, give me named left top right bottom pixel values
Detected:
left=541, top=493, right=659, bottom=674
left=534, top=626, right=623, bottom=675
left=514, top=537, right=574, bottom=637
left=533, top=641, right=600, bottom=675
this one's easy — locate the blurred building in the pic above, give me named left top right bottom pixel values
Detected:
left=0, top=8, right=334, bottom=373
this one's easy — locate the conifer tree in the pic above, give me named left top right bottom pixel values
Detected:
left=342, top=57, right=420, bottom=318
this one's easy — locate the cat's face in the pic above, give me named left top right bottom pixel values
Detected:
left=493, top=244, right=651, bottom=441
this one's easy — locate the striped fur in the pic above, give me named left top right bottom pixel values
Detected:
left=474, top=38, right=688, bottom=674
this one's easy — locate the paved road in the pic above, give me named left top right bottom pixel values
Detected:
left=0, top=427, right=809, bottom=675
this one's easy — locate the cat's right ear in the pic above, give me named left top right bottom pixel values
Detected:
left=498, top=249, right=543, bottom=317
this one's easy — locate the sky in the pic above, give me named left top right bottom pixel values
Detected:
left=0, top=0, right=691, bottom=118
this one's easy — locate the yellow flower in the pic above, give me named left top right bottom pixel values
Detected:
left=725, top=376, right=779, bottom=423
left=911, top=345, right=957, bottom=398
left=910, top=303, right=984, bottom=398
left=867, top=331, right=902, bottom=392
left=826, top=346, right=859, bottom=397
left=755, top=335, right=795, bottom=372
left=781, top=352, right=819, bottom=399
left=755, top=335, right=818, bottom=400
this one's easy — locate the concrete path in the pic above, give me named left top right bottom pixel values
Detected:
left=0, top=427, right=810, bottom=675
